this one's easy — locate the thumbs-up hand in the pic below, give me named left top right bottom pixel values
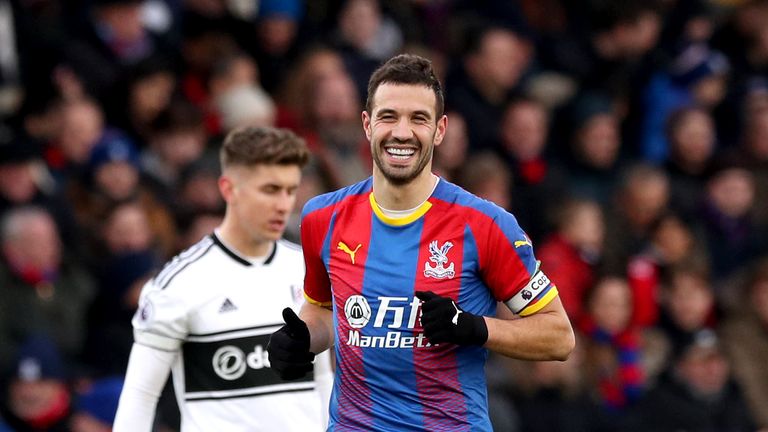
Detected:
left=267, top=308, right=315, bottom=380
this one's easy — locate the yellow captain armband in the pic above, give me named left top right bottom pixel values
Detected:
left=504, top=269, right=555, bottom=315
left=518, top=286, right=559, bottom=316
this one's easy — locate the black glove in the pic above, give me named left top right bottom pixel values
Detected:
left=267, top=308, right=315, bottom=380
left=415, top=291, right=488, bottom=346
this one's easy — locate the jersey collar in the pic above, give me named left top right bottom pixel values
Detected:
left=369, top=175, right=439, bottom=226
left=369, top=192, right=433, bottom=226
left=210, top=233, right=278, bottom=266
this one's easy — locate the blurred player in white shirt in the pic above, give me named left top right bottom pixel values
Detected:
left=114, top=126, right=331, bottom=432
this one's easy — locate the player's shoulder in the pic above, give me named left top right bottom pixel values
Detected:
left=150, top=235, right=218, bottom=293
left=275, top=239, right=303, bottom=261
left=432, top=178, right=517, bottom=224
left=302, top=177, right=373, bottom=219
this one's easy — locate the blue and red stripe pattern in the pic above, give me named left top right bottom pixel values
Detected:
left=301, top=177, right=557, bottom=431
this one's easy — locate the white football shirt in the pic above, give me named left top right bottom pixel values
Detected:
left=133, top=233, right=327, bottom=432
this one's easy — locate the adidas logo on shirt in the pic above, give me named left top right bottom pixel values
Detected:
left=219, top=298, right=237, bottom=313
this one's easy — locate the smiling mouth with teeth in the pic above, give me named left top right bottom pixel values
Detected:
left=386, top=147, right=416, bottom=159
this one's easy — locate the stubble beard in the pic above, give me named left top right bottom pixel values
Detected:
left=373, top=138, right=434, bottom=186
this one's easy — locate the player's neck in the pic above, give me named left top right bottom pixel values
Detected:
left=372, top=170, right=438, bottom=210
left=216, top=222, right=273, bottom=259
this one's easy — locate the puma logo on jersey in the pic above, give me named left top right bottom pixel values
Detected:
left=338, top=241, right=362, bottom=264
left=514, top=234, right=533, bottom=248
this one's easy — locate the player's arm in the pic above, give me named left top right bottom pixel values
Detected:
left=114, top=278, right=188, bottom=430
left=300, top=301, right=334, bottom=354
left=484, top=296, right=573, bottom=360
left=418, top=212, right=574, bottom=360
left=417, top=292, right=574, bottom=361
left=113, top=343, right=176, bottom=431
left=268, top=203, right=335, bottom=380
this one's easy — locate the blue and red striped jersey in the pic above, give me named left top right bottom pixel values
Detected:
left=301, top=177, right=558, bottom=431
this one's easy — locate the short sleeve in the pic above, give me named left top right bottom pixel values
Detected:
left=475, top=211, right=558, bottom=316
left=132, top=279, right=188, bottom=351
left=300, top=208, right=333, bottom=307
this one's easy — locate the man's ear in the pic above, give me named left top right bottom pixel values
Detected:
left=218, top=174, right=235, bottom=203
left=362, top=110, right=372, bottom=141
left=433, top=114, right=448, bottom=147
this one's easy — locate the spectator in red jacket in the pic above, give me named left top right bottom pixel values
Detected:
left=538, top=198, right=604, bottom=322
left=626, top=212, right=702, bottom=327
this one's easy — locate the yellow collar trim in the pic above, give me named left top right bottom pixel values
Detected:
left=369, top=192, right=432, bottom=226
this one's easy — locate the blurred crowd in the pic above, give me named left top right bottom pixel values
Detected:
left=0, top=0, right=767, bottom=430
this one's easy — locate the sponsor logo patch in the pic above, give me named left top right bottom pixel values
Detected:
left=344, top=295, right=372, bottom=328
left=343, top=295, right=433, bottom=348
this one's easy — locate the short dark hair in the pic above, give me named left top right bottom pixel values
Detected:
left=220, top=126, right=309, bottom=171
left=589, top=0, right=661, bottom=34
left=365, top=54, right=444, bottom=118
left=151, top=100, right=204, bottom=135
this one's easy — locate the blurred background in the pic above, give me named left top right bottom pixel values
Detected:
left=0, top=0, right=767, bottom=430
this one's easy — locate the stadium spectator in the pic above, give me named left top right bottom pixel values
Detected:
left=663, top=107, right=717, bottom=218
left=565, top=0, right=662, bottom=101
left=0, top=335, right=72, bottom=432
left=627, top=212, right=703, bottom=327
left=70, top=376, right=123, bottom=432
left=657, top=263, right=718, bottom=353
left=247, top=0, right=305, bottom=94
left=301, top=72, right=370, bottom=190
left=82, top=201, right=161, bottom=375
left=69, top=132, right=177, bottom=258
left=0, top=132, right=81, bottom=252
left=457, top=151, right=513, bottom=210
left=538, top=198, right=604, bottom=323
left=446, top=24, right=533, bottom=150
left=173, top=158, right=225, bottom=228
left=177, top=13, right=239, bottom=136
left=697, top=156, right=766, bottom=284
left=176, top=212, right=223, bottom=251
left=60, top=0, right=176, bottom=105
left=431, top=110, right=469, bottom=182
left=563, top=91, right=624, bottom=205
left=284, top=162, right=325, bottom=244
left=209, top=54, right=276, bottom=133
left=713, top=1, right=768, bottom=90
left=333, top=0, right=404, bottom=98
left=579, top=277, right=646, bottom=417
left=0, top=207, right=95, bottom=373
left=47, top=98, right=106, bottom=188
left=497, top=97, right=567, bottom=242
left=275, top=46, right=348, bottom=132
left=109, top=57, right=178, bottom=142
left=488, top=340, right=604, bottom=432
left=629, top=329, right=756, bottom=432
left=603, top=163, right=670, bottom=273
left=141, top=100, right=209, bottom=197
left=640, top=44, right=729, bottom=163
left=720, top=258, right=768, bottom=429
left=739, top=103, right=768, bottom=227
